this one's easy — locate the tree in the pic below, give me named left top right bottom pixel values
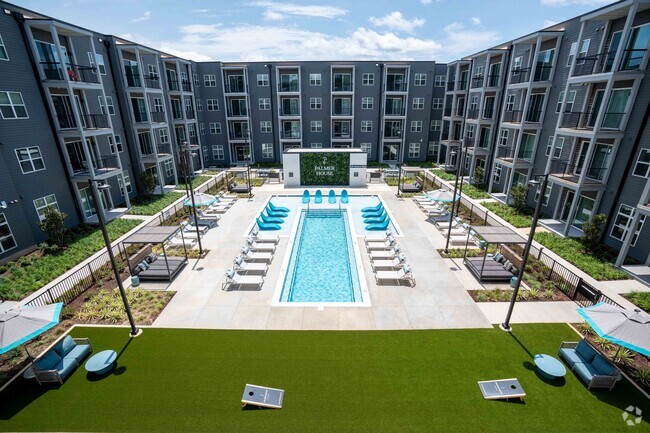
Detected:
left=140, top=171, right=156, bottom=196
left=39, top=207, right=67, bottom=247
left=510, top=184, right=530, bottom=214
left=582, top=213, right=607, bottom=253
left=472, top=166, right=485, bottom=185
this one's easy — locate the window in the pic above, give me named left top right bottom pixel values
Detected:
left=499, top=129, right=509, bottom=146
left=578, top=39, right=590, bottom=63
left=33, top=194, right=59, bottom=221
left=412, top=97, right=425, bottom=110
left=633, top=149, right=650, bottom=177
left=200, top=123, right=206, bottom=135
left=193, top=74, right=200, bottom=87
left=188, top=123, right=196, bottom=137
left=98, top=96, right=115, bottom=115
left=159, top=128, right=169, bottom=144
left=556, top=91, right=565, bottom=113
left=474, top=65, right=484, bottom=80
left=553, top=137, right=564, bottom=158
left=260, top=121, right=272, bottom=133
left=512, top=56, right=523, bottom=72
left=505, top=94, right=515, bottom=111
left=408, top=142, right=420, bottom=158
left=209, top=122, right=222, bottom=134
left=206, top=99, right=219, bottom=111
left=466, top=124, right=475, bottom=139
left=164, top=160, right=174, bottom=177
left=611, top=204, right=646, bottom=245
left=259, top=98, right=271, bottom=110
left=146, top=64, right=158, bottom=80
left=262, top=143, right=274, bottom=158
left=361, top=142, right=372, bottom=156
left=362, top=73, right=374, bottom=86
left=430, top=120, right=441, bottom=131
left=310, top=97, right=322, bottom=109
left=534, top=181, right=553, bottom=206
left=414, top=73, right=427, bottom=86
left=196, top=99, right=203, bottom=111
left=119, top=170, right=133, bottom=194
left=545, top=136, right=553, bottom=156
left=108, top=135, right=117, bottom=154
left=493, top=165, right=502, bottom=183
left=15, top=146, right=45, bottom=173
left=432, top=98, right=443, bottom=110
left=213, top=145, right=224, bottom=160
left=311, top=142, right=322, bottom=148
left=257, top=74, right=269, bottom=86
left=362, top=97, right=373, bottom=109
left=0, top=214, right=17, bottom=253
left=204, top=74, right=216, bottom=87
left=114, top=134, right=123, bottom=152
left=411, top=120, right=422, bottom=132
left=0, top=34, right=8, bottom=60
left=201, top=146, right=208, bottom=162
left=361, top=120, right=373, bottom=132
left=0, top=92, right=28, bottom=119
left=95, top=53, right=106, bottom=75
left=309, top=73, right=321, bottom=86
left=428, top=141, right=439, bottom=156
left=310, top=120, right=322, bottom=132
left=565, top=91, right=577, bottom=112
left=567, top=41, right=578, bottom=66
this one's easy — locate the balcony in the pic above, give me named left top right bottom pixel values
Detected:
left=386, top=83, right=407, bottom=92
left=486, top=74, right=500, bottom=87
left=225, top=84, right=247, bottom=93
left=125, top=73, right=142, bottom=88
left=187, top=136, right=199, bottom=145
left=229, top=130, right=248, bottom=140
left=333, top=108, right=352, bottom=116
left=156, top=143, right=172, bottom=156
left=185, top=108, right=195, bottom=120
left=40, top=62, right=99, bottom=84
left=496, top=146, right=515, bottom=161
left=133, top=111, right=149, bottom=123
left=332, top=131, right=351, bottom=139
left=140, top=142, right=171, bottom=159
left=280, top=107, right=300, bottom=116
left=81, top=114, right=109, bottom=129
left=482, top=108, right=494, bottom=119
left=172, top=109, right=183, bottom=120
left=227, top=108, right=248, bottom=117
left=509, top=68, right=531, bottom=85
left=457, top=80, right=469, bottom=91
left=446, top=81, right=455, bottom=91
left=150, top=111, right=166, bottom=123
left=502, top=110, right=523, bottom=124
left=167, top=80, right=179, bottom=91
left=281, top=131, right=301, bottom=139
left=560, top=111, right=626, bottom=131
left=573, top=49, right=647, bottom=77
left=71, top=155, right=119, bottom=177
left=181, top=80, right=192, bottom=92
left=385, top=106, right=406, bottom=116
left=278, top=83, right=299, bottom=92
left=524, top=109, right=543, bottom=123
left=145, top=76, right=161, bottom=89
left=549, top=160, right=608, bottom=185
left=443, top=107, right=452, bottom=117
left=471, top=76, right=484, bottom=89
left=467, top=109, right=479, bottom=119
left=532, top=65, right=553, bottom=82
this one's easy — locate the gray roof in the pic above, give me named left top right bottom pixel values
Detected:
left=472, top=226, right=527, bottom=245
left=122, top=225, right=181, bottom=244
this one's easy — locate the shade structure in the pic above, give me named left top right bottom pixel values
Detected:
left=577, top=302, right=650, bottom=357
left=183, top=193, right=216, bottom=207
left=0, top=303, right=63, bottom=354
left=427, top=189, right=460, bottom=203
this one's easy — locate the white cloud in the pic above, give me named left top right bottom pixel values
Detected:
left=540, top=0, right=615, bottom=6
left=131, top=10, right=151, bottom=23
left=249, top=1, right=346, bottom=20
left=419, top=0, right=432, bottom=3
left=190, top=9, right=209, bottom=13
left=543, top=19, right=559, bottom=27
left=369, top=11, right=425, bottom=35
left=471, top=17, right=481, bottom=25
left=439, top=21, right=501, bottom=58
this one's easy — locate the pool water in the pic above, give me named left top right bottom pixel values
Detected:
left=280, top=209, right=362, bottom=303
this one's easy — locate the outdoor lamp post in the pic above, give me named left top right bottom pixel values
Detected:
left=444, top=140, right=463, bottom=254
left=180, top=141, right=204, bottom=255
left=245, top=129, right=252, bottom=199
left=88, top=180, right=140, bottom=337
left=500, top=173, right=549, bottom=332
left=455, top=139, right=469, bottom=215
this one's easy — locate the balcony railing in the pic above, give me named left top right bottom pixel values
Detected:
left=524, top=109, right=543, bottom=123
left=549, top=160, right=608, bottom=183
left=496, top=146, right=515, bottom=159
left=560, top=111, right=593, bottom=129
left=71, top=155, right=119, bottom=175
left=81, top=114, right=109, bottom=129
left=386, top=83, right=407, bottom=92
left=167, top=80, right=179, bottom=91
left=509, top=68, right=531, bottom=85
left=150, top=111, right=166, bottom=123
left=446, top=81, right=455, bottom=91
left=279, top=83, right=300, bottom=92
left=185, top=108, right=195, bottom=119
left=188, top=136, right=199, bottom=145
left=229, top=131, right=247, bottom=140
left=620, top=49, right=647, bottom=71
left=156, top=143, right=172, bottom=155
left=486, top=74, right=500, bottom=87
left=140, top=142, right=155, bottom=156
left=181, top=80, right=192, bottom=92
left=133, top=111, right=149, bottom=123
left=225, top=84, right=247, bottom=93
left=40, top=62, right=99, bottom=84
left=532, top=65, right=553, bottom=82
left=333, top=83, right=353, bottom=92
left=281, top=131, right=301, bottom=139
left=333, top=109, right=352, bottom=116
left=56, top=114, right=77, bottom=130
left=503, top=110, right=523, bottom=123
left=172, top=109, right=183, bottom=120
left=573, top=49, right=648, bottom=76
left=125, top=72, right=142, bottom=88
left=457, top=80, right=469, bottom=91
left=482, top=108, right=494, bottom=119
left=332, top=131, right=351, bottom=139
left=465, top=137, right=475, bottom=148
left=471, top=76, right=484, bottom=88
left=280, top=108, right=300, bottom=116
left=517, top=148, right=534, bottom=160
left=227, top=108, right=248, bottom=117
left=443, top=107, right=452, bottom=117
left=467, top=108, right=479, bottom=119
left=145, top=76, right=161, bottom=89
left=385, top=106, right=406, bottom=116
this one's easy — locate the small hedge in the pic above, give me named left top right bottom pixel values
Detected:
left=483, top=202, right=532, bottom=228
left=534, top=232, right=629, bottom=281
left=191, top=175, right=212, bottom=188
left=434, top=171, right=457, bottom=182
left=623, top=291, right=650, bottom=313
left=460, top=183, right=490, bottom=200
left=127, top=192, right=185, bottom=216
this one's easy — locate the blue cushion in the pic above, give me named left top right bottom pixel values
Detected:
left=572, top=361, right=598, bottom=383
left=592, top=354, right=615, bottom=376
left=63, top=344, right=91, bottom=362
left=559, top=348, right=584, bottom=368
left=575, top=340, right=597, bottom=363
left=53, top=335, right=76, bottom=357
left=36, top=350, right=62, bottom=371
left=56, top=357, right=78, bottom=379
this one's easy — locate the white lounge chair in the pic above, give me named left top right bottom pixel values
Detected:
left=371, top=254, right=407, bottom=271
left=364, top=232, right=393, bottom=244
left=247, top=238, right=276, bottom=252
left=233, top=256, right=268, bottom=274
left=369, top=247, right=401, bottom=260
left=366, top=238, right=396, bottom=251
left=167, top=236, right=197, bottom=247
left=222, top=269, right=265, bottom=291
left=181, top=221, right=209, bottom=235
left=219, top=192, right=238, bottom=200
left=240, top=246, right=273, bottom=262
left=250, top=229, right=280, bottom=244
left=374, top=265, right=415, bottom=286
left=197, top=210, right=222, bottom=220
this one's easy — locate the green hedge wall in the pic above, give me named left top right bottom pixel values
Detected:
left=300, top=152, right=350, bottom=186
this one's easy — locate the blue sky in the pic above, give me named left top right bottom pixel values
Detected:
left=16, top=0, right=617, bottom=62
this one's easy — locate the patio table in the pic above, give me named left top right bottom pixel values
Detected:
left=84, top=349, right=117, bottom=375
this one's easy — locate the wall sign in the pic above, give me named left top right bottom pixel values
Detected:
left=300, top=152, right=350, bottom=186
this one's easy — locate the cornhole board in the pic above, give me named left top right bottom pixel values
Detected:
left=477, top=378, right=525, bottom=401
left=242, top=384, right=284, bottom=409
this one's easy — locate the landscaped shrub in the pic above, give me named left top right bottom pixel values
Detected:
left=39, top=208, right=68, bottom=247
left=140, top=171, right=156, bottom=196
left=581, top=213, right=607, bottom=253
left=510, top=184, right=530, bottom=214
left=483, top=202, right=532, bottom=228
left=460, top=183, right=490, bottom=200
left=472, top=166, right=484, bottom=185
left=127, top=192, right=185, bottom=216
left=623, top=291, right=650, bottom=312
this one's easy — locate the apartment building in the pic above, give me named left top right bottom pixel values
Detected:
left=441, top=0, right=650, bottom=266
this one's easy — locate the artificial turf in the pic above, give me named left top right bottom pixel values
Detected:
left=0, top=324, right=648, bottom=432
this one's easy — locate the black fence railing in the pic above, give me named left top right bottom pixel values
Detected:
left=385, top=107, right=406, bottom=116
left=281, top=108, right=301, bottom=116
left=471, top=76, right=484, bottom=88
left=486, top=74, right=500, bottom=87
left=524, top=109, right=543, bottom=123
left=133, top=111, right=149, bottom=123
left=601, top=112, right=626, bottom=130
left=181, top=80, right=192, bottom=92
left=156, top=143, right=172, bottom=155
left=386, top=83, right=407, bottom=92
left=225, top=84, right=247, bottom=93
left=457, top=80, right=469, bottom=91
left=443, top=107, right=452, bottom=117
left=40, top=62, right=99, bottom=84
left=56, top=114, right=76, bottom=129
left=496, top=146, right=515, bottom=159
left=533, top=65, right=553, bottom=82
left=150, top=111, right=166, bottom=123
left=172, top=108, right=183, bottom=120
left=620, top=49, right=647, bottom=71
left=446, top=81, right=455, bottom=91
left=185, top=108, right=195, bottom=119
left=167, top=79, right=179, bottom=91
left=93, top=155, right=120, bottom=171
left=466, top=108, right=479, bottom=119
left=145, top=76, right=161, bottom=89
left=517, top=148, right=534, bottom=160
left=81, top=114, right=109, bottom=129
left=503, top=110, right=523, bottom=123
left=482, top=108, right=494, bottom=119
left=560, top=111, right=593, bottom=129
left=279, top=84, right=300, bottom=92
left=227, top=108, right=248, bottom=117
left=188, top=136, right=199, bottom=145
left=509, top=67, right=531, bottom=84
left=549, top=160, right=608, bottom=183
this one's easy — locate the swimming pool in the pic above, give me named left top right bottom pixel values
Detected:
left=276, top=208, right=368, bottom=305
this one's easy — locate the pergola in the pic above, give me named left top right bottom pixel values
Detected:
left=122, top=225, right=188, bottom=281
left=228, top=167, right=251, bottom=195
left=462, top=225, right=527, bottom=282
left=397, top=166, right=423, bottom=195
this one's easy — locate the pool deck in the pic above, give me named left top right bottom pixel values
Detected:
left=150, top=182, right=578, bottom=330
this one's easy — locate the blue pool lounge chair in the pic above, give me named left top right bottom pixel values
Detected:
left=315, top=190, right=323, bottom=204
left=366, top=219, right=390, bottom=231
left=261, top=211, right=284, bottom=225
left=302, top=190, right=310, bottom=204
left=269, top=201, right=290, bottom=213
left=341, top=190, right=349, bottom=204
left=361, top=202, right=382, bottom=213
left=364, top=211, right=388, bottom=224
left=328, top=190, right=336, bottom=204
left=265, top=205, right=288, bottom=218
left=257, top=217, right=281, bottom=231
left=363, top=205, right=385, bottom=217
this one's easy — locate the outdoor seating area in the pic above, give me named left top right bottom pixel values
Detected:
left=365, top=232, right=415, bottom=286
left=462, top=226, right=527, bottom=282
left=124, top=227, right=189, bottom=281
left=559, top=340, right=621, bottom=390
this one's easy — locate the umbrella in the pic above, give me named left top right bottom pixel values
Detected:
left=183, top=193, right=217, bottom=207
left=0, top=303, right=63, bottom=355
left=577, top=302, right=650, bottom=357
left=427, top=189, right=460, bottom=203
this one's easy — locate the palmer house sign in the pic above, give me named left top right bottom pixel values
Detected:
left=299, top=152, right=350, bottom=186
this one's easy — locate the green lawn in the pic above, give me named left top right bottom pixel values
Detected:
left=460, top=183, right=490, bottom=199
left=1, top=325, right=647, bottom=432
left=484, top=202, right=533, bottom=228
left=127, top=192, right=185, bottom=216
